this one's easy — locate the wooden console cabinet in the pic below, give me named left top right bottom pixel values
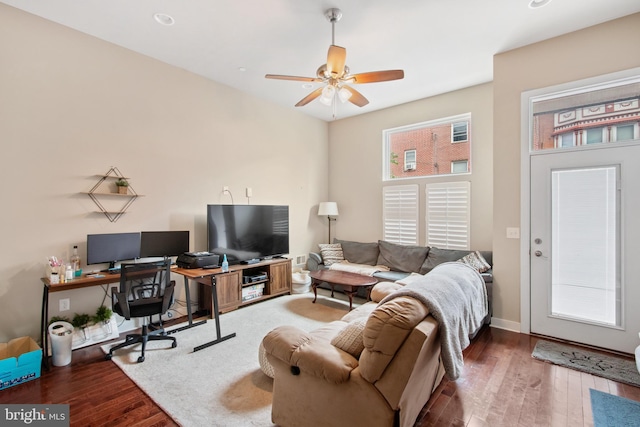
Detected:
left=197, top=258, right=292, bottom=314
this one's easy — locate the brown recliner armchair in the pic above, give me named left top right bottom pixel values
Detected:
left=262, top=284, right=445, bottom=427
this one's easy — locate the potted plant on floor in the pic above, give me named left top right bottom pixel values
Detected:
left=93, top=305, right=113, bottom=338
left=115, top=178, right=129, bottom=194
left=72, top=313, right=92, bottom=342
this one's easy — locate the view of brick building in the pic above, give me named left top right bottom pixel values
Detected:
left=387, top=118, right=471, bottom=179
left=532, top=97, right=640, bottom=151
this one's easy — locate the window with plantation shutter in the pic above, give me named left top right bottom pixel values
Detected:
left=425, top=181, right=470, bottom=250
left=383, top=184, right=419, bottom=245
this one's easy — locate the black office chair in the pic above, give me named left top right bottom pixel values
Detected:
left=105, top=260, right=177, bottom=363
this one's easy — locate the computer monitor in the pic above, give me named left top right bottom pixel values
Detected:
left=140, top=231, right=190, bottom=258
left=86, top=232, right=141, bottom=271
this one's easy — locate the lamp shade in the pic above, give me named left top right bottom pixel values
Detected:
left=318, top=202, right=339, bottom=216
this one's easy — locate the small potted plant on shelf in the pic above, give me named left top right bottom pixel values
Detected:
left=71, top=313, right=92, bottom=342
left=115, top=178, right=129, bottom=194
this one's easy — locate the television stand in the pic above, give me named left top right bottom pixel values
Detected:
left=192, top=257, right=292, bottom=314
left=241, top=258, right=261, bottom=265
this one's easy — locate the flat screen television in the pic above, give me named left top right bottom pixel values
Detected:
left=86, top=232, right=141, bottom=271
left=140, top=231, right=190, bottom=258
left=207, top=204, right=289, bottom=264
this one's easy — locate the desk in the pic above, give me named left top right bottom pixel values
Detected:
left=40, top=267, right=209, bottom=369
left=41, top=273, right=122, bottom=369
left=172, top=267, right=236, bottom=351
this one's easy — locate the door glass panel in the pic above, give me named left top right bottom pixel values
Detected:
left=551, top=166, right=620, bottom=326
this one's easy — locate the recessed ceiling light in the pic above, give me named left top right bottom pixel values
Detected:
left=153, top=13, right=175, bottom=26
left=528, top=0, right=552, bottom=9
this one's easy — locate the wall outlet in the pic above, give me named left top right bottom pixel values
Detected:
left=246, top=187, right=252, bottom=197
left=223, top=186, right=229, bottom=193
left=59, top=298, right=70, bottom=312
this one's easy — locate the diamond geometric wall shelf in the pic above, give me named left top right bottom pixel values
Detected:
left=85, top=166, right=142, bottom=222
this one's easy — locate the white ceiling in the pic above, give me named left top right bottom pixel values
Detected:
left=3, top=0, right=640, bottom=122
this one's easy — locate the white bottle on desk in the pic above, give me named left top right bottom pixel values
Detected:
left=65, top=265, right=74, bottom=281
left=221, top=254, right=229, bottom=273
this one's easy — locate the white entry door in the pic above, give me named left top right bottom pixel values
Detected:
left=530, top=144, right=640, bottom=354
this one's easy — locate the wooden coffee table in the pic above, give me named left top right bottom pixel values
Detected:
left=310, top=270, right=378, bottom=310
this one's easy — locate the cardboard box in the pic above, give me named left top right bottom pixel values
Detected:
left=0, top=336, right=42, bottom=390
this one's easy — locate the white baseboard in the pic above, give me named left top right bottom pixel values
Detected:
left=489, top=317, right=521, bottom=333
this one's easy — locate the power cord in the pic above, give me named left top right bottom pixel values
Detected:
left=223, top=188, right=235, bottom=204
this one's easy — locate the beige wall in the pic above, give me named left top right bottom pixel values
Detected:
left=0, top=4, right=329, bottom=342
left=3, top=3, right=638, bottom=344
left=493, top=13, right=640, bottom=327
left=328, top=83, right=494, bottom=250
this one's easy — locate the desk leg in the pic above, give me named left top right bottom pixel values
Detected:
left=193, top=276, right=236, bottom=352
left=166, top=276, right=207, bottom=335
left=41, top=285, right=49, bottom=370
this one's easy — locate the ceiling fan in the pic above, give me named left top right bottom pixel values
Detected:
left=265, top=8, right=404, bottom=115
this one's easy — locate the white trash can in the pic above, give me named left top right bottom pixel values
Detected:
left=292, top=270, right=311, bottom=294
left=48, top=321, right=73, bottom=366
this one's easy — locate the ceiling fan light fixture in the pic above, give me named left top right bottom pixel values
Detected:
left=338, top=87, right=352, bottom=103
left=319, top=85, right=335, bottom=106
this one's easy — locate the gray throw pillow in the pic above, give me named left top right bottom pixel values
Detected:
left=376, top=240, right=429, bottom=273
left=420, top=247, right=475, bottom=274
left=334, top=239, right=379, bottom=265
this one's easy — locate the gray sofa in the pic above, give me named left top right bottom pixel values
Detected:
left=307, top=239, right=493, bottom=322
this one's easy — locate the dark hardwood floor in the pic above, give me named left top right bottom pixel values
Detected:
left=3, top=326, right=639, bottom=426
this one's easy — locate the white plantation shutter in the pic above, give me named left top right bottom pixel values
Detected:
left=425, top=181, right=470, bottom=249
left=383, top=185, right=419, bottom=245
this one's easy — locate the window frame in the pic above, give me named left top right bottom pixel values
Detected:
left=451, top=121, right=469, bottom=143
left=613, top=124, right=636, bottom=142
left=585, top=127, right=605, bottom=145
left=404, top=149, right=417, bottom=171
left=451, top=160, right=469, bottom=174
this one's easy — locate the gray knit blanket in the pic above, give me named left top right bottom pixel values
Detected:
left=379, top=262, right=488, bottom=380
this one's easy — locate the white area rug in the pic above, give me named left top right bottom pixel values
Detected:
left=102, top=290, right=354, bottom=426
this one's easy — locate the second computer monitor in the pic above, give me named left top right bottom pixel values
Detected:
left=140, top=231, right=189, bottom=258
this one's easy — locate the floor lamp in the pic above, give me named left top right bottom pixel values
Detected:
left=318, top=202, right=339, bottom=243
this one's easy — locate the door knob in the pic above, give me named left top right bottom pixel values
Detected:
left=534, top=250, right=543, bottom=257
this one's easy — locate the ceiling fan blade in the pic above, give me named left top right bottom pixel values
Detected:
left=326, top=45, right=346, bottom=78
left=343, top=86, right=369, bottom=107
left=295, top=88, right=324, bottom=107
left=265, top=74, right=322, bottom=82
left=350, top=70, right=405, bottom=84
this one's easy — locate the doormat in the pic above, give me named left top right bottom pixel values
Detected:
left=590, top=389, right=640, bottom=427
left=532, top=340, right=640, bottom=387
